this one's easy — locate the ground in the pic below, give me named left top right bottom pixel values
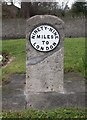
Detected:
left=2, top=72, right=86, bottom=112
left=1, top=38, right=87, bottom=119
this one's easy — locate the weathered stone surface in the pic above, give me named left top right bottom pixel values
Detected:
left=25, top=15, right=65, bottom=109
left=26, top=48, right=64, bottom=93
left=26, top=92, right=85, bottom=110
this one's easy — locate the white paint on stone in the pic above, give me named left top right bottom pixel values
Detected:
left=30, top=24, right=60, bottom=52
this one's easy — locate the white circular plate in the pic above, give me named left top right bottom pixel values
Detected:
left=29, top=24, right=60, bottom=52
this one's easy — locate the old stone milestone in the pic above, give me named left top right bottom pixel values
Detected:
left=25, top=15, right=65, bottom=109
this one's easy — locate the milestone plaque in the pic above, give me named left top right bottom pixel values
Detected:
left=29, top=24, right=60, bottom=52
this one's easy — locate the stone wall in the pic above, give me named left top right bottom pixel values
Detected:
left=2, top=19, right=26, bottom=39
left=2, top=17, right=86, bottom=39
left=62, top=17, right=86, bottom=38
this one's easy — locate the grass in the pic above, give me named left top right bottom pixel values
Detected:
left=2, top=38, right=86, bottom=80
left=64, top=38, right=85, bottom=76
left=2, top=108, right=87, bottom=119
left=1, top=38, right=86, bottom=119
left=0, top=40, right=2, bottom=52
left=2, top=39, right=26, bottom=81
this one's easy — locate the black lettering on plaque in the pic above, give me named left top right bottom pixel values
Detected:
left=47, top=35, right=50, bottom=39
left=36, top=45, right=39, bottom=49
left=33, top=42, right=36, bottom=46
left=55, top=36, right=59, bottom=39
left=50, top=45, right=53, bottom=49
left=37, top=35, right=40, bottom=38
left=53, top=42, right=56, bottom=46
left=54, top=32, right=57, bottom=36
left=40, top=26, right=43, bottom=30
left=46, top=41, right=49, bottom=45
left=44, top=35, right=46, bottom=39
left=40, top=47, right=44, bottom=50
left=46, top=47, right=49, bottom=50
left=32, top=35, right=35, bottom=39
left=37, top=28, right=41, bottom=32
left=33, top=30, right=38, bottom=35
left=53, top=30, right=55, bottom=33
left=42, top=41, right=45, bottom=45
left=45, top=26, right=47, bottom=30
left=49, top=28, right=53, bottom=32
left=51, top=35, right=54, bottom=39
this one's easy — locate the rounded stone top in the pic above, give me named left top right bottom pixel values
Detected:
left=26, top=15, right=65, bottom=53
left=27, top=15, right=64, bottom=28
